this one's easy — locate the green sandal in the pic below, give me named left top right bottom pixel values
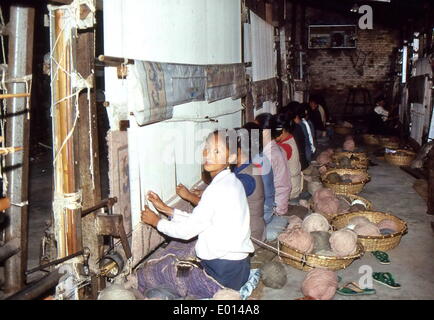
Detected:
left=373, top=272, right=401, bottom=289
left=371, top=251, right=391, bottom=265
left=337, top=282, right=376, bottom=296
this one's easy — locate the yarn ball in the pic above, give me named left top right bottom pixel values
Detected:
left=318, top=166, right=328, bottom=175
left=301, top=268, right=338, bottom=300
left=350, top=204, right=367, bottom=212
left=343, top=139, right=356, bottom=152
left=278, top=228, right=314, bottom=253
left=338, top=157, right=352, bottom=168
left=260, top=261, right=288, bottom=289
left=327, top=172, right=342, bottom=183
left=98, top=284, right=137, bottom=300
left=329, top=229, right=358, bottom=256
left=377, top=219, right=399, bottom=233
left=337, top=196, right=351, bottom=213
left=302, top=213, right=330, bottom=233
left=350, top=174, right=366, bottom=183
left=314, top=196, right=340, bottom=217
left=287, top=215, right=303, bottom=232
left=324, top=148, right=335, bottom=156
left=308, top=180, right=323, bottom=197
left=313, top=188, right=335, bottom=204
left=348, top=216, right=371, bottom=227
left=380, top=228, right=396, bottom=235
left=299, top=199, right=310, bottom=209
left=354, top=222, right=381, bottom=236
left=311, top=231, right=332, bottom=253
left=317, top=152, right=332, bottom=165
left=213, top=289, right=241, bottom=300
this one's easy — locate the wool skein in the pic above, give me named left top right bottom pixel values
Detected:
left=287, top=215, right=303, bottom=233
left=329, top=229, right=358, bottom=256
left=302, top=213, right=330, bottom=233
left=354, top=222, right=381, bottom=237
left=349, top=216, right=371, bottom=227
left=301, top=268, right=338, bottom=300
left=311, top=231, right=332, bottom=253
left=278, top=228, right=314, bottom=253
left=314, top=196, right=340, bottom=218
left=377, top=219, right=399, bottom=233
left=313, top=188, right=335, bottom=204
left=260, top=261, right=287, bottom=289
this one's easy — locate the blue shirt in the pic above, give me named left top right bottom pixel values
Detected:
left=252, top=153, right=275, bottom=225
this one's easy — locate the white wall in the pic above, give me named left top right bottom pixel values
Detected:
left=103, top=0, right=243, bottom=256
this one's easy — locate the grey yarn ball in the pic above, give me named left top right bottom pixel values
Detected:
left=311, top=231, right=332, bottom=254
left=261, top=261, right=287, bottom=289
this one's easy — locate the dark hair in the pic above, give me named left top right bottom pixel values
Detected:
left=375, top=95, right=386, bottom=103
left=309, top=95, right=320, bottom=104
left=294, top=104, right=308, bottom=119
left=255, top=113, right=283, bottom=139
left=275, top=112, right=292, bottom=132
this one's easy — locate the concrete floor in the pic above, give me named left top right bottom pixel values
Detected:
left=260, top=151, right=434, bottom=300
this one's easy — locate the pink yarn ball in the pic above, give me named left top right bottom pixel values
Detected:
left=324, top=148, right=335, bottom=156
left=343, top=139, right=356, bottom=151
left=301, top=268, right=338, bottom=300
left=318, top=166, right=328, bottom=175
left=377, top=219, right=399, bottom=233
left=329, top=229, right=358, bottom=256
left=278, top=228, right=314, bottom=254
left=350, top=174, right=366, bottom=183
left=314, top=196, right=340, bottom=218
left=354, top=222, right=381, bottom=236
left=302, top=213, right=330, bottom=233
left=313, top=188, right=335, bottom=204
left=286, top=215, right=303, bottom=233
left=317, top=152, right=332, bottom=165
left=349, top=216, right=371, bottom=227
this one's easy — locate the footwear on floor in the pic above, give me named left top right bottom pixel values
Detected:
left=371, top=251, right=391, bottom=264
left=372, top=272, right=401, bottom=290
left=337, top=282, right=376, bottom=296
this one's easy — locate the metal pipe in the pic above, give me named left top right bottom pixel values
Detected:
left=25, top=250, right=84, bottom=275
left=6, top=270, right=63, bottom=300
left=4, top=4, right=35, bottom=295
left=0, top=239, right=20, bottom=263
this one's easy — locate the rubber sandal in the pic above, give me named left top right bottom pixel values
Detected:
left=337, top=282, right=376, bottom=296
left=372, top=272, right=401, bottom=290
left=371, top=251, right=391, bottom=265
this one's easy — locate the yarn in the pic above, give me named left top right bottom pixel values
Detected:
left=260, top=261, right=288, bottom=289
left=317, top=152, right=332, bottom=165
left=311, top=231, right=332, bottom=253
left=348, top=216, right=371, bottom=227
left=213, top=289, right=241, bottom=300
left=278, top=228, right=314, bottom=253
left=380, top=228, right=396, bottom=235
left=343, top=139, right=356, bottom=152
left=350, top=174, right=366, bottom=183
left=302, top=213, right=330, bottom=233
left=327, top=172, right=342, bottom=183
left=377, top=219, right=399, bottom=233
left=301, top=268, right=338, bottom=300
left=287, top=215, right=303, bottom=232
left=324, top=148, right=335, bottom=156
left=338, top=157, right=352, bottom=168
left=318, top=165, right=328, bottom=175
left=313, top=188, right=335, bottom=204
left=314, top=196, right=340, bottom=218
left=308, top=180, right=323, bottom=196
left=329, top=229, right=358, bottom=256
left=354, top=222, right=381, bottom=236
left=337, top=196, right=351, bottom=213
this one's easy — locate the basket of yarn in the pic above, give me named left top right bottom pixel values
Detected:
left=384, top=149, right=416, bottom=167
left=330, top=211, right=408, bottom=252
left=277, top=215, right=364, bottom=271
left=321, top=169, right=370, bottom=195
left=331, top=152, right=369, bottom=169
left=379, top=136, right=400, bottom=149
left=335, top=193, right=373, bottom=212
left=362, top=134, right=380, bottom=146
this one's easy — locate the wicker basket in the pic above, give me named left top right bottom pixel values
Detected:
left=330, top=211, right=408, bottom=252
left=321, top=169, right=370, bottom=195
left=335, top=193, right=373, bottom=211
left=379, top=136, right=400, bottom=149
left=278, top=240, right=364, bottom=271
left=334, top=126, right=353, bottom=135
left=332, top=152, right=369, bottom=169
left=385, top=149, right=416, bottom=167
left=362, top=134, right=380, bottom=145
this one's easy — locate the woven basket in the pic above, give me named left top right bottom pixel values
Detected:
left=278, top=240, right=364, bottom=271
left=334, top=126, right=353, bottom=135
left=385, top=149, right=416, bottom=167
left=321, top=169, right=370, bottom=195
left=332, top=152, right=369, bottom=169
left=379, top=136, right=400, bottom=149
left=362, top=134, right=380, bottom=145
left=330, top=211, right=407, bottom=252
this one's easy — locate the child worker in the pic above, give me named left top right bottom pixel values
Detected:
left=138, top=130, right=254, bottom=299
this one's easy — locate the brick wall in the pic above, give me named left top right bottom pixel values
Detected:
left=305, top=7, right=400, bottom=116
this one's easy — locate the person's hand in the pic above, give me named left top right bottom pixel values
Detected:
left=176, top=184, right=192, bottom=201
left=190, top=188, right=203, bottom=198
left=147, top=191, right=173, bottom=216
left=141, top=205, right=160, bottom=228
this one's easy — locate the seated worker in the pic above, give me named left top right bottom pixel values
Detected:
left=274, top=113, right=303, bottom=200
left=308, top=95, right=327, bottom=139
left=292, top=104, right=316, bottom=163
left=368, top=96, right=396, bottom=135
left=138, top=130, right=254, bottom=299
